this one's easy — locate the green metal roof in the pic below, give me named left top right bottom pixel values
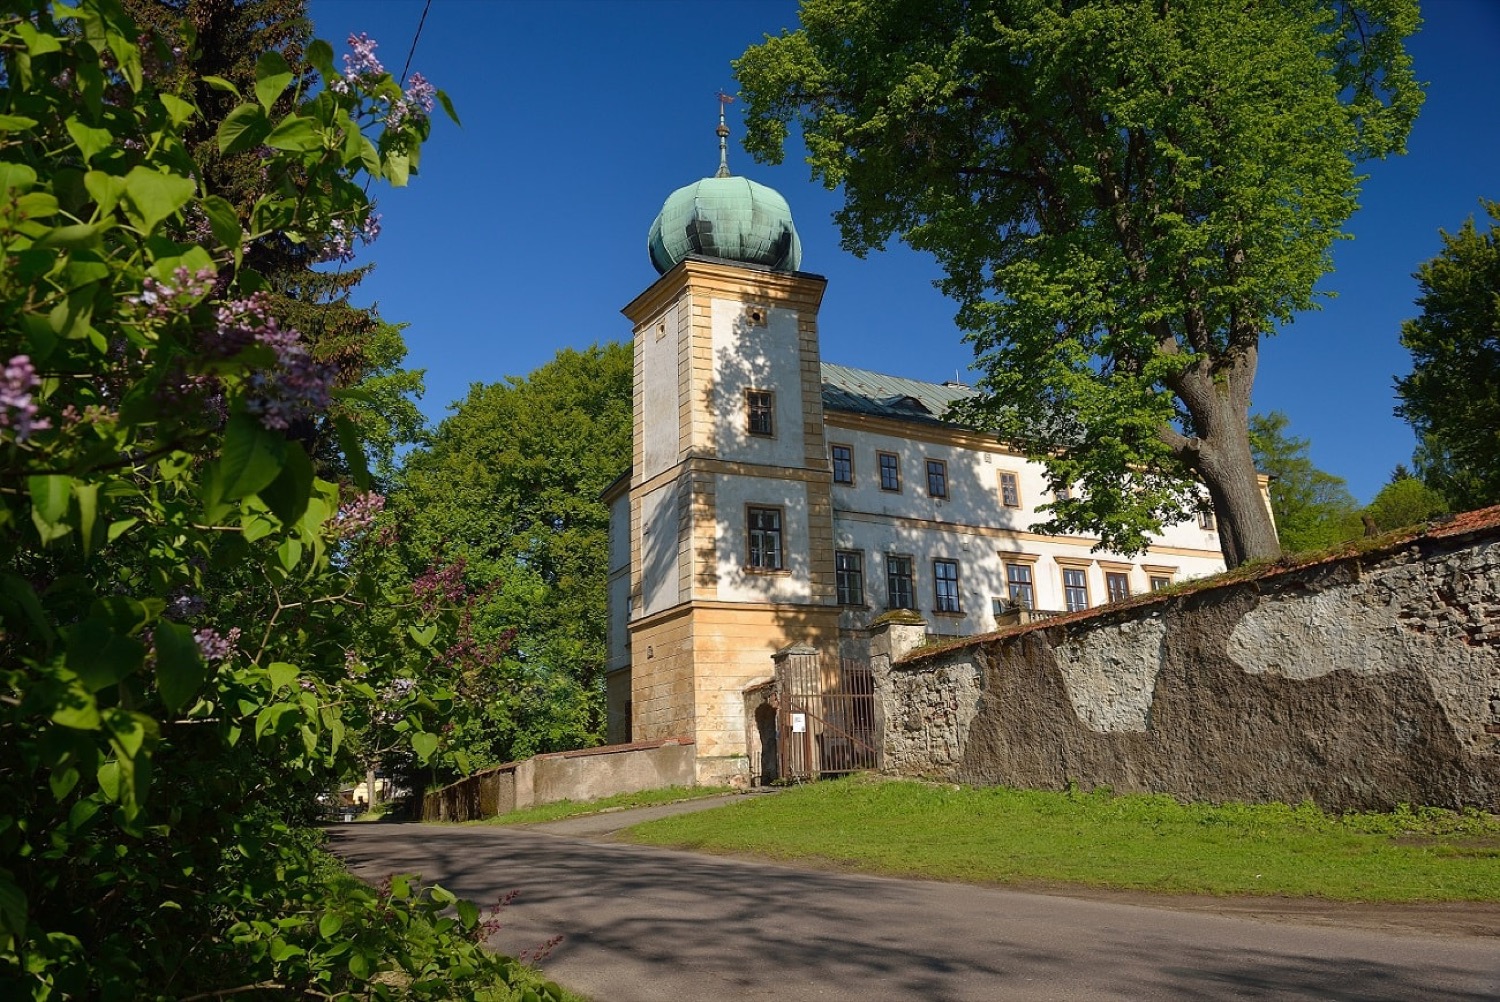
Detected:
left=647, top=176, right=802, bottom=274
left=820, top=362, right=977, bottom=425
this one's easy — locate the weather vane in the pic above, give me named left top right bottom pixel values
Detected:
left=715, top=91, right=736, bottom=178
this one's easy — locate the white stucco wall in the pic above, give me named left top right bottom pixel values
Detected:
left=608, top=491, right=630, bottom=573
left=641, top=480, right=681, bottom=616
left=710, top=298, right=804, bottom=467
left=826, top=420, right=1226, bottom=630
left=714, top=474, right=813, bottom=604
left=606, top=572, right=631, bottom=671
left=641, top=300, right=681, bottom=479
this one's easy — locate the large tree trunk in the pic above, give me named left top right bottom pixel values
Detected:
left=1171, top=348, right=1282, bottom=568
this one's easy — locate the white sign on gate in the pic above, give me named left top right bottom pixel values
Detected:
left=790, top=712, right=807, bottom=733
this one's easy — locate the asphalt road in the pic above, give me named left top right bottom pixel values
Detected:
left=329, top=808, right=1500, bottom=1002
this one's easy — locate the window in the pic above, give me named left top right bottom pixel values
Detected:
left=1198, top=509, right=1216, bottom=531
left=835, top=550, right=864, bottom=606
left=926, top=459, right=949, bottom=498
left=999, top=471, right=1021, bottom=508
left=1150, top=575, right=1172, bottom=591
left=746, top=390, right=774, bottom=437
left=1005, top=563, right=1035, bottom=609
left=1055, top=483, right=1072, bottom=501
left=878, top=452, right=901, bottom=492
left=831, top=444, right=854, bottom=485
left=746, top=506, right=783, bottom=570
left=1062, top=567, right=1089, bottom=612
left=933, top=559, right=961, bottom=613
left=1105, top=571, right=1131, bottom=603
left=886, top=555, right=914, bottom=610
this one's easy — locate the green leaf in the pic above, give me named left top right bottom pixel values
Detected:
left=53, top=684, right=101, bottom=731
left=268, top=939, right=304, bottom=962
left=16, top=21, right=62, bottom=56
left=154, top=620, right=206, bottom=712
left=123, top=166, right=196, bottom=235
left=34, top=223, right=105, bottom=250
left=332, top=415, right=372, bottom=490
left=267, top=662, right=298, bottom=694
left=437, top=89, right=461, bottom=126
left=84, top=171, right=127, bottom=218
left=259, top=442, right=313, bottom=526
left=318, top=912, right=343, bottom=939
left=74, top=481, right=100, bottom=556
left=455, top=899, right=479, bottom=929
left=306, top=40, right=335, bottom=79
left=0, top=115, right=39, bottom=132
left=264, top=114, right=322, bottom=153
left=0, top=162, right=37, bottom=193
left=411, top=731, right=439, bottom=764
left=254, top=51, right=295, bottom=111
left=65, top=117, right=114, bottom=164
left=213, top=413, right=288, bottom=503
left=65, top=617, right=145, bottom=692
left=384, top=150, right=410, bottom=187
left=29, top=475, right=72, bottom=525
left=97, top=760, right=122, bottom=800
left=0, top=869, right=28, bottom=943
left=254, top=704, right=296, bottom=741
left=0, top=572, right=56, bottom=647
left=200, top=75, right=240, bottom=96
left=407, top=625, right=437, bottom=648
left=159, top=93, right=196, bottom=128
left=217, top=103, right=270, bottom=156
left=276, top=535, right=302, bottom=572
left=201, top=194, right=242, bottom=251
left=50, top=764, right=80, bottom=800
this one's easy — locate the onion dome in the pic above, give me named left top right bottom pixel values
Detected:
left=647, top=97, right=803, bottom=275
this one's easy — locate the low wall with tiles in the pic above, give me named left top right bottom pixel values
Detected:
left=873, top=510, right=1500, bottom=811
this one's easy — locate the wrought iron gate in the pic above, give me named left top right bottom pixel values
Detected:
left=777, top=657, right=881, bottom=782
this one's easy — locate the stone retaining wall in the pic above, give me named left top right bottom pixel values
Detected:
left=874, top=511, right=1500, bottom=811
left=422, top=737, right=696, bottom=822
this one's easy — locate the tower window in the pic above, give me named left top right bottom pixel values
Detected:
left=746, top=390, right=775, bottom=437
left=933, top=559, right=961, bottom=614
left=926, top=459, right=949, bottom=499
left=886, top=554, right=914, bottom=610
left=878, top=452, right=901, bottom=492
left=747, top=506, right=783, bottom=570
left=1105, top=571, right=1131, bottom=603
left=831, top=444, right=854, bottom=485
left=1005, top=562, right=1035, bottom=609
left=835, top=550, right=864, bottom=606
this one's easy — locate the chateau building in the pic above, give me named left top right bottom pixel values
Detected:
left=605, top=120, right=1247, bottom=784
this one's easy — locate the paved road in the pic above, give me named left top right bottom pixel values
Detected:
left=329, top=811, right=1500, bottom=1002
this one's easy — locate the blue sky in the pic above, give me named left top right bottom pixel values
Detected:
left=308, top=0, right=1499, bottom=505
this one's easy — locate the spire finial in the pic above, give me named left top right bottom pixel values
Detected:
left=715, top=91, right=735, bottom=178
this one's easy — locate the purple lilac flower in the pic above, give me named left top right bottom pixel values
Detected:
left=210, top=294, right=335, bottom=431
left=1, top=355, right=50, bottom=443
left=193, top=626, right=241, bottom=663
left=132, top=265, right=217, bottom=319
left=405, top=73, right=436, bottom=114
left=334, top=491, right=385, bottom=537
left=168, top=592, right=207, bottom=619
left=343, top=33, right=384, bottom=77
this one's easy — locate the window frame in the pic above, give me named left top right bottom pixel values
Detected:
left=878, top=451, right=902, bottom=493
left=1150, top=575, right=1173, bottom=592
left=1004, top=560, right=1036, bottom=609
left=933, top=558, right=961, bottom=614
left=1060, top=564, right=1090, bottom=612
left=746, top=388, right=775, bottom=438
left=998, top=470, right=1022, bottom=508
left=835, top=549, right=865, bottom=607
left=745, top=505, right=784, bottom=572
left=1104, top=570, right=1131, bottom=603
left=1198, top=509, right=1216, bottom=531
left=830, top=443, right=854, bottom=485
left=885, top=553, right=915, bottom=610
left=925, top=458, right=949, bottom=499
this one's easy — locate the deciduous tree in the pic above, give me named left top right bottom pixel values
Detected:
left=1248, top=412, right=1361, bottom=553
left=1395, top=201, right=1500, bottom=511
left=735, top=0, right=1421, bottom=566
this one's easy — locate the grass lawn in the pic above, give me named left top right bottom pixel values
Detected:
left=473, top=785, right=737, bottom=826
left=621, top=777, right=1500, bottom=903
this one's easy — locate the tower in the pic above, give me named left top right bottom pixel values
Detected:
left=607, top=107, right=839, bottom=784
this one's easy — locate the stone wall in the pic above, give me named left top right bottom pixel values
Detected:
left=874, top=512, right=1500, bottom=811
left=422, top=737, right=696, bottom=822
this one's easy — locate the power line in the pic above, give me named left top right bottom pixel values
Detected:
left=398, top=0, right=434, bottom=86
